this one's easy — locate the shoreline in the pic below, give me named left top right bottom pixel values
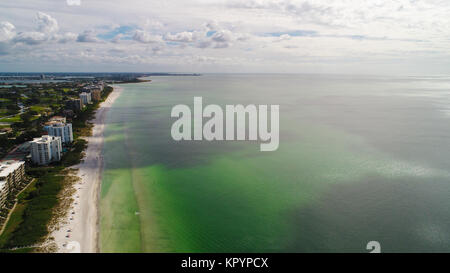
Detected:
left=50, top=85, right=123, bottom=253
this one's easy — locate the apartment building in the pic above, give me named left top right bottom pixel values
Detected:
left=0, top=161, right=25, bottom=208
left=30, top=136, right=62, bottom=165
left=80, top=92, right=92, bottom=105
left=44, top=122, right=73, bottom=144
left=91, top=89, right=101, bottom=101
left=66, top=99, right=83, bottom=111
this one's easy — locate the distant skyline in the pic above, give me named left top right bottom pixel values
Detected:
left=1, top=0, right=450, bottom=75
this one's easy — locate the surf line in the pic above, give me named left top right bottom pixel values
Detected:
left=171, top=97, right=279, bottom=151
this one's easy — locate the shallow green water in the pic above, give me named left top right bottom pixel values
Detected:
left=100, top=74, right=450, bottom=252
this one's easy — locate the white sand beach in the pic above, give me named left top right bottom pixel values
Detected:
left=50, top=85, right=123, bottom=253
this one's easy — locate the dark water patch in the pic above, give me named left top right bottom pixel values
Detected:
left=287, top=174, right=450, bottom=252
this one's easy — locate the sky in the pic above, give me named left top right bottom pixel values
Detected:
left=1, top=0, right=450, bottom=74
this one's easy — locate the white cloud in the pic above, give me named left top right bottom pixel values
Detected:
left=164, top=31, right=196, bottom=43
left=133, top=30, right=163, bottom=43
left=14, top=31, right=47, bottom=45
left=9, top=12, right=59, bottom=47
left=36, top=11, right=58, bottom=33
left=193, top=29, right=235, bottom=49
left=144, top=19, right=164, bottom=30
left=0, top=21, right=16, bottom=42
left=77, top=30, right=100, bottom=43
left=2, top=0, right=450, bottom=73
left=66, top=0, right=81, bottom=6
left=57, top=32, right=78, bottom=43
left=0, top=21, right=16, bottom=55
left=211, top=30, right=232, bottom=43
left=196, top=40, right=212, bottom=49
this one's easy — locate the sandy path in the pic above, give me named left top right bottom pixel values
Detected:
left=51, top=85, right=123, bottom=253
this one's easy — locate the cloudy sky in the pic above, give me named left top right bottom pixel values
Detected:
left=1, top=0, right=450, bottom=74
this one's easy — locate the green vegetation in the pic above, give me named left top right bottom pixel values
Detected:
left=0, top=82, right=115, bottom=252
left=0, top=172, right=62, bottom=249
left=0, top=115, right=21, bottom=123
left=61, top=139, right=87, bottom=167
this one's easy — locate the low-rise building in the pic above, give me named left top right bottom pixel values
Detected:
left=0, top=160, right=25, bottom=208
left=31, top=136, right=62, bottom=165
left=80, top=92, right=92, bottom=105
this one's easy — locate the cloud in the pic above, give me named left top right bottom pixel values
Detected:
left=13, top=31, right=47, bottom=45
left=67, top=0, right=81, bottom=6
left=195, top=30, right=234, bottom=48
left=5, top=12, right=60, bottom=46
left=144, top=19, right=164, bottom=30
left=151, top=44, right=165, bottom=54
left=236, top=33, right=251, bottom=42
left=36, top=12, right=58, bottom=33
left=164, top=31, right=196, bottom=43
left=204, top=21, right=219, bottom=31
left=9, top=12, right=59, bottom=46
left=273, top=34, right=290, bottom=42
left=2, top=0, right=450, bottom=73
left=98, top=25, right=135, bottom=41
left=211, top=30, right=232, bottom=43
left=196, top=40, right=212, bottom=48
left=226, top=0, right=335, bottom=26
left=0, top=21, right=16, bottom=55
left=77, top=30, right=100, bottom=42
left=57, top=32, right=78, bottom=43
left=213, top=42, right=230, bottom=48
left=0, top=22, right=16, bottom=42
left=111, top=34, right=123, bottom=43
left=133, top=30, right=163, bottom=43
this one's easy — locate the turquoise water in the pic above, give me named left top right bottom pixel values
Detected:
left=100, top=74, right=450, bottom=252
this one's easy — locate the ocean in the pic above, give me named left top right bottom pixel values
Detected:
left=99, top=74, right=450, bottom=252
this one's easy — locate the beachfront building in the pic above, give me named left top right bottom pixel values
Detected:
left=80, top=92, right=92, bottom=105
left=0, top=161, right=25, bottom=208
left=91, top=89, right=101, bottom=101
left=44, top=123, right=73, bottom=144
left=30, top=136, right=62, bottom=165
left=0, top=180, right=7, bottom=209
left=66, top=99, right=83, bottom=111
left=98, top=81, right=104, bottom=91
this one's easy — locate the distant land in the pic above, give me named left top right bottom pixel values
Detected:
left=0, top=73, right=201, bottom=83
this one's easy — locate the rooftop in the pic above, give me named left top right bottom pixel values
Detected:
left=0, top=160, right=25, bottom=178
left=45, top=122, right=70, bottom=127
left=31, top=135, right=61, bottom=144
left=49, top=116, right=66, bottom=122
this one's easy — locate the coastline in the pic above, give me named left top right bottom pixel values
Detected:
left=50, top=85, right=123, bottom=253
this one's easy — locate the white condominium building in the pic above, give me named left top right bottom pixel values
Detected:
left=45, top=123, right=73, bottom=144
left=31, top=135, right=62, bottom=165
left=80, top=92, right=92, bottom=105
